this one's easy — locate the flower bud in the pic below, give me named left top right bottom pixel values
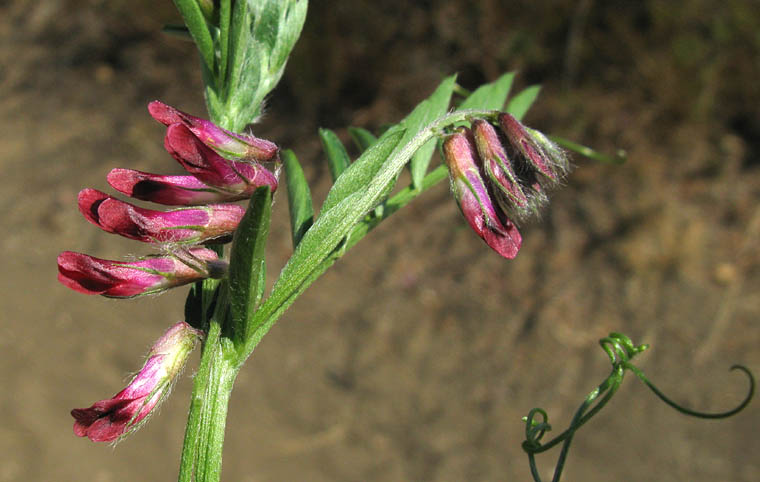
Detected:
left=107, top=169, right=252, bottom=206
left=443, top=128, right=522, bottom=259
left=163, top=123, right=278, bottom=195
left=148, top=101, right=278, bottom=163
left=57, top=248, right=224, bottom=298
left=471, top=119, right=537, bottom=222
left=71, top=322, right=202, bottom=442
left=78, top=189, right=245, bottom=244
left=497, top=113, right=570, bottom=188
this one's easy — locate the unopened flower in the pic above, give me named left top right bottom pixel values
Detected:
left=148, top=100, right=278, bottom=163
left=107, top=168, right=250, bottom=206
left=442, top=113, right=571, bottom=259
left=78, top=188, right=245, bottom=244
left=57, top=248, right=225, bottom=298
left=443, top=127, right=522, bottom=259
left=163, top=123, right=278, bottom=195
left=497, top=113, right=570, bottom=188
left=471, top=119, right=539, bottom=222
left=71, top=322, right=202, bottom=442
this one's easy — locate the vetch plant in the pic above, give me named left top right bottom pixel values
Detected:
left=56, top=1, right=753, bottom=480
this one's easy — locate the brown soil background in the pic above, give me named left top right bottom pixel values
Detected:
left=2, top=1, right=759, bottom=480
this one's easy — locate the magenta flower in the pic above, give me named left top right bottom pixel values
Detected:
left=471, top=119, right=536, bottom=221
left=443, top=128, right=522, bottom=259
left=71, top=322, right=202, bottom=442
left=77, top=188, right=245, bottom=244
left=497, top=113, right=570, bottom=187
left=163, top=123, right=278, bottom=195
left=57, top=248, right=224, bottom=298
left=107, top=168, right=251, bottom=206
left=148, top=100, right=278, bottom=163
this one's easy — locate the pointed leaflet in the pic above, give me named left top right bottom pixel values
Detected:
left=348, top=127, right=377, bottom=152
left=281, top=149, right=314, bottom=248
left=458, top=71, right=515, bottom=111
left=172, top=0, right=215, bottom=73
left=228, top=187, right=272, bottom=346
left=218, top=0, right=232, bottom=84
left=319, top=77, right=457, bottom=215
left=318, top=128, right=352, bottom=182
left=320, top=126, right=405, bottom=215
left=408, top=75, right=457, bottom=190
left=505, top=85, right=541, bottom=121
left=220, top=0, right=307, bottom=131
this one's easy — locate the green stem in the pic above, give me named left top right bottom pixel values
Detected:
left=178, top=319, right=239, bottom=482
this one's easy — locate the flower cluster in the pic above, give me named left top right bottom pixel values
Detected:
left=59, top=102, right=279, bottom=441
left=57, top=101, right=279, bottom=298
left=442, top=113, right=570, bottom=259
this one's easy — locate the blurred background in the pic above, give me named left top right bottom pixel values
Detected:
left=1, top=0, right=759, bottom=480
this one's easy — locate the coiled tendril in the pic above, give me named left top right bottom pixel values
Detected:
left=522, top=332, right=754, bottom=482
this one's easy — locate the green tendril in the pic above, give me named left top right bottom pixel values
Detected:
left=521, top=332, right=755, bottom=482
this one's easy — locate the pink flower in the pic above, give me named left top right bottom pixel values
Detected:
left=71, top=322, right=202, bottom=442
left=497, top=113, right=570, bottom=187
left=163, top=123, right=278, bottom=195
left=77, top=188, right=245, bottom=244
left=57, top=248, right=224, bottom=298
left=443, top=128, right=522, bottom=259
left=471, top=119, right=536, bottom=222
left=107, top=168, right=251, bottom=206
left=148, top=100, right=278, bottom=163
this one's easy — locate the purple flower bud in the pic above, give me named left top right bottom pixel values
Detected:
left=77, top=188, right=245, bottom=244
left=498, top=113, right=570, bottom=188
left=71, top=322, right=202, bottom=442
left=163, top=123, right=278, bottom=195
left=57, top=248, right=224, bottom=298
left=471, top=119, right=535, bottom=221
left=443, top=128, right=522, bottom=259
left=148, top=101, right=278, bottom=163
left=107, top=169, right=253, bottom=206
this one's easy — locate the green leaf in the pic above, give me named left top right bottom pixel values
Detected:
left=220, top=0, right=308, bottom=131
left=408, top=75, right=457, bottom=190
left=348, top=126, right=377, bottom=152
left=172, top=0, right=215, bottom=74
left=318, top=128, right=352, bottom=182
left=458, top=71, right=515, bottom=111
left=505, top=85, right=541, bottom=121
left=218, top=0, right=232, bottom=84
left=281, top=149, right=314, bottom=247
left=320, top=126, right=405, bottom=215
left=227, top=187, right=272, bottom=346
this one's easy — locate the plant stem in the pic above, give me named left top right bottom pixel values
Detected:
left=178, top=319, right=239, bottom=482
